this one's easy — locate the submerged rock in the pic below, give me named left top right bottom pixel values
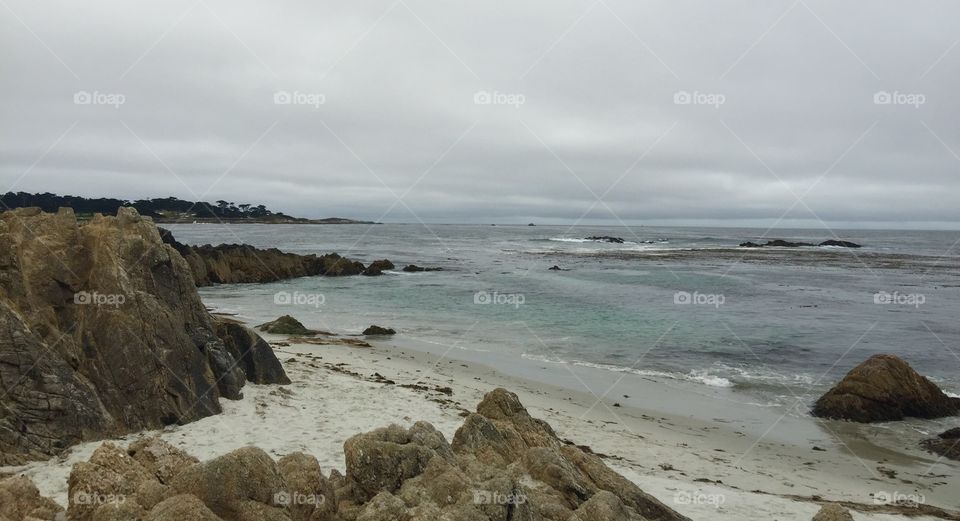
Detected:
left=812, top=354, right=960, bottom=422
left=402, top=264, right=443, bottom=272
left=0, top=208, right=288, bottom=464
left=818, top=240, right=862, bottom=248
left=363, top=325, right=396, bottom=336
left=585, top=236, right=625, bottom=243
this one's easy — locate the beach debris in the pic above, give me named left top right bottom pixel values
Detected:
left=363, top=325, right=396, bottom=336
left=363, top=259, right=395, bottom=276
left=811, top=503, right=854, bottom=521
left=812, top=354, right=960, bottom=422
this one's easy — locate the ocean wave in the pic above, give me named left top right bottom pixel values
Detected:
left=522, top=357, right=735, bottom=388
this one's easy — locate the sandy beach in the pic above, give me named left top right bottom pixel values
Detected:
left=8, top=319, right=958, bottom=521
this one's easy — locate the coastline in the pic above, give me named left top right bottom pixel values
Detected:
left=7, top=316, right=957, bottom=520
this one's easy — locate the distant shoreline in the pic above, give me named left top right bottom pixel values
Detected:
left=152, top=217, right=378, bottom=225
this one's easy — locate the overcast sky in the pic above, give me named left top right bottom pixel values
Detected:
left=1, top=0, right=959, bottom=228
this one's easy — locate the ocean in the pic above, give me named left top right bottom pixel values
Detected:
left=165, top=223, right=960, bottom=430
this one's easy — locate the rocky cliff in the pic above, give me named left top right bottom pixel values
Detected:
left=0, top=207, right=288, bottom=465
left=159, top=230, right=366, bottom=286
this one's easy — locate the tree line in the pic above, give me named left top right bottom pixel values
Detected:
left=0, top=192, right=296, bottom=220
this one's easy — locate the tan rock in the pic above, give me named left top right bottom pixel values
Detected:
left=145, top=495, right=223, bottom=521
left=127, top=437, right=199, bottom=484
left=812, top=503, right=854, bottom=521
left=0, top=476, right=64, bottom=521
left=68, top=443, right=156, bottom=521
left=170, top=446, right=284, bottom=519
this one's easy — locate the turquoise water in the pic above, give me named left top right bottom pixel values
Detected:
left=166, top=223, right=960, bottom=412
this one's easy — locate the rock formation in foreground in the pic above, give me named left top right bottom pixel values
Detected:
left=0, top=208, right=288, bottom=465
left=812, top=354, right=960, bottom=422
left=159, top=229, right=367, bottom=286
left=15, top=388, right=690, bottom=521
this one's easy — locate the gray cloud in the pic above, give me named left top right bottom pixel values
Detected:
left=2, top=0, right=959, bottom=227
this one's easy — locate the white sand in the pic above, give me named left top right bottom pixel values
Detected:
left=3, top=331, right=956, bottom=521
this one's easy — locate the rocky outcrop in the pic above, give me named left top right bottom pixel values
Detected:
left=0, top=208, right=288, bottom=464
left=812, top=355, right=960, bottom=422
left=811, top=503, right=854, bottom=521
left=739, top=239, right=862, bottom=248
left=159, top=230, right=366, bottom=286
left=30, top=388, right=687, bottom=521
left=362, top=260, right=395, bottom=276
left=362, top=325, right=396, bottom=336
left=401, top=265, right=442, bottom=273
left=585, top=236, right=624, bottom=243
left=920, top=427, right=960, bottom=461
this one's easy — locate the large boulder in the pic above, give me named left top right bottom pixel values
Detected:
left=0, top=208, right=288, bottom=463
left=170, top=446, right=285, bottom=519
left=213, top=317, right=291, bottom=385
left=344, top=422, right=454, bottom=501
left=0, top=476, right=64, bottom=521
left=68, top=442, right=157, bottom=521
left=812, top=355, right=960, bottom=422
left=127, top=437, right=200, bottom=484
